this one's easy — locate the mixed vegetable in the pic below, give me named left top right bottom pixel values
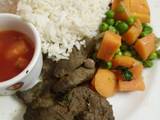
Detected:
left=91, top=0, right=160, bottom=97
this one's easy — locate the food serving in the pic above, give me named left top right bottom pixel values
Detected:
left=0, top=0, right=159, bottom=120
left=91, top=0, right=160, bottom=97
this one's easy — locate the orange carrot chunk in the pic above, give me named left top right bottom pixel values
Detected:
left=92, top=69, right=117, bottom=97
left=134, top=33, right=156, bottom=60
left=112, top=56, right=145, bottom=91
left=118, top=63, right=145, bottom=92
left=123, top=19, right=143, bottom=45
left=112, top=0, right=122, bottom=11
left=130, top=0, right=150, bottom=23
left=112, top=56, right=139, bottom=68
left=130, top=63, right=144, bottom=78
left=114, top=1, right=130, bottom=21
left=97, top=31, right=121, bottom=61
left=112, top=0, right=150, bottom=23
left=118, top=76, right=145, bottom=91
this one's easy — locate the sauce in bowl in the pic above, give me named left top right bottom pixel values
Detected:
left=0, top=30, right=34, bottom=82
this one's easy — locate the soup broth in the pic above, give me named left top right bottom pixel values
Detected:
left=0, top=30, right=34, bottom=82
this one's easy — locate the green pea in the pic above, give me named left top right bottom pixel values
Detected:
left=126, top=16, right=136, bottom=26
left=105, top=19, right=115, bottom=26
left=105, top=10, right=115, bottom=18
left=108, top=26, right=117, bottom=33
left=124, top=51, right=132, bottom=57
left=156, top=50, right=160, bottom=58
left=141, top=24, right=153, bottom=37
left=142, top=23, right=152, bottom=29
left=140, top=31, right=150, bottom=37
left=105, top=61, right=112, bottom=69
left=116, top=22, right=129, bottom=34
left=115, top=20, right=122, bottom=27
left=143, top=26, right=153, bottom=33
left=116, top=66, right=133, bottom=81
left=148, top=52, right=158, bottom=60
left=143, top=60, right=153, bottom=68
left=99, top=22, right=109, bottom=32
left=122, top=70, right=133, bottom=81
left=120, top=44, right=128, bottom=51
left=115, top=49, right=122, bottom=56
left=143, top=25, right=153, bottom=33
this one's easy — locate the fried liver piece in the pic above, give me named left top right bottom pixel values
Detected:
left=16, top=56, right=57, bottom=106
left=53, top=39, right=97, bottom=78
left=23, top=86, right=114, bottom=120
left=17, top=82, right=44, bottom=105
left=52, top=67, right=96, bottom=93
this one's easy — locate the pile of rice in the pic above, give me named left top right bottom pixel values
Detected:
left=17, top=0, right=111, bottom=61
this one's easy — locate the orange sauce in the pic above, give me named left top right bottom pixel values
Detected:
left=0, top=30, right=34, bottom=82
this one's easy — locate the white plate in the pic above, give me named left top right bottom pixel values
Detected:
left=0, top=0, right=160, bottom=120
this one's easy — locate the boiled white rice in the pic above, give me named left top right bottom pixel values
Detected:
left=17, top=0, right=111, bottom=61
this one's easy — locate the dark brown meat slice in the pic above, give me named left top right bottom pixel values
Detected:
left=24, top=86, right=114, bottom=120
left=67, top=86, right=114, bottom=120
left=83, top=58, right=95, bottom=69
left=17, top=79, right=56, bottom=109
left=73, top=92, right=114, bottom=120
left=16, top=58, right=58, bottom=106
left=17, top=81, right=56, bottom=109
left=41, top=58, right=56, bottom=80
left=52, top=67, right=96, bottom=93
left=53, top=39, right=97, bottom=78
left=31, top=91, right=55, bottom=109
left=16, top=82, right=44, bottom=105
left=24, top=105, right=71, bottom=120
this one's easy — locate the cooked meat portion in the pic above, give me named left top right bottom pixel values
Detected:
left=53, top=39, right=97, bottom=78
left=17, top=81, right=56, bottom=109
left=24, top=86, right=114, bottom=120
left=53, top=47, right=86, bottom=78
left=84, top=58, right=95, bottom=69
left=52, top=67, right=96, bottom=93
left=17, top=58, right=96, bottom=107
left=31, top=89, right=55, bottom=109
left=41, top=58, right=56, bottom=80
left=17, top=82, right=44, bottom=105
left=24, top=105, right=70, bottom=120
left=17, top=38, right=114, bottom=120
